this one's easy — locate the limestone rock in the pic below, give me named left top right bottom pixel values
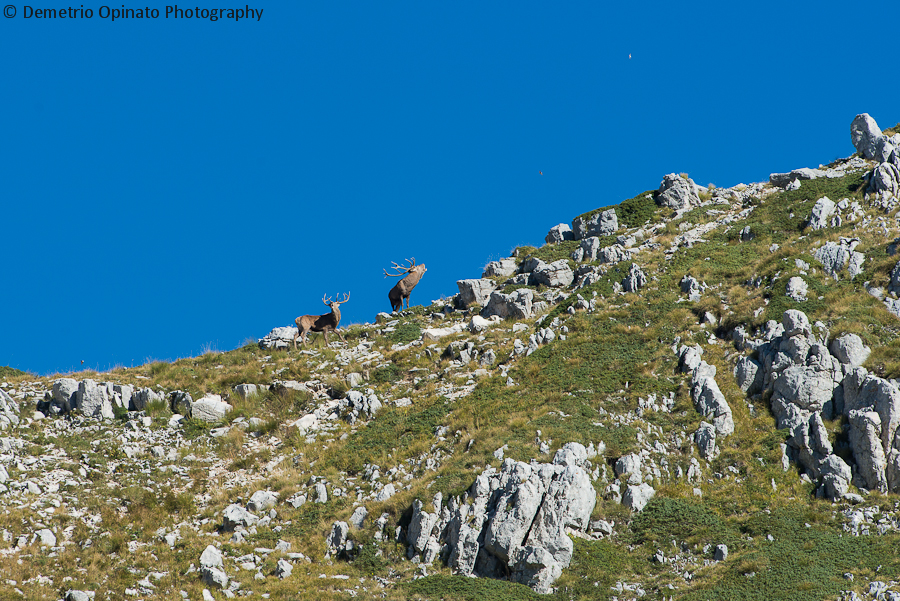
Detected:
left=482, top=289, right=534, bottom=320
left=531, top=260, right=574, bottom=288
left=191, top=395, right=232, bottom=423
left=829, top=333, right=871, bottom=368
left=545, top=224, right=574, bottom=244
left=247, top=490, right=278, bottom=513
left=233, top=384, right=259, bottom=400
left=786, top=276, right=808, bottom=302
left=51, top=378, right=78, bottom=412
left=407, top=453, right=595, bottom=593
left=870, top=162, right=900, bottom=197
left=769, top=168, right=826, bottom=188
left=258, top=326, right=299, bottom=350
left=339, top=390, right=381, bottom=424
left=222, top=504, right=259, bottom=531
left=734, top=356, right=763, bottom=396
left=483, top=258, right=517, bottom=278
left=694, top=422, right=718, bottom=459
left=851, top=113, right=883, bottom=160
left=656, top=173, right=700, bottom=210
left=457, top=279, right=499, bottom=308
left=807, top=197, right=836, bottom=230
left=623, top=483, right=655, bottom=512
left=622, top=263, right=647, bottom=293
left=572, top=209, right=618, bottom=240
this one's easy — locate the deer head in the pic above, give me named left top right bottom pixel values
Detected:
left=323, top=292, right=350, bottom=309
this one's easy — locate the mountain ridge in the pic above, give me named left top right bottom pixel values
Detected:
left=2, top=113, right=900, bottom=600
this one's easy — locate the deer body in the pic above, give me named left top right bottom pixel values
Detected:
left=385, top=258, right=427, bottom=311
left=293, top=293, right=349, bottom=348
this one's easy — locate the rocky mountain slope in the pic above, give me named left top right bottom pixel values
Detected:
left=3, top=114, right=900, bottom=601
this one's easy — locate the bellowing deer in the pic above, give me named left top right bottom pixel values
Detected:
left=293, top=293, right=349, bottom=348
left=385, top=258, right=427, bottom=312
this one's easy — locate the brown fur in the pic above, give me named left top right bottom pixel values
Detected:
left=385, top=259, right=427, bottom=311
left=293, top=293, right=349, bottom=348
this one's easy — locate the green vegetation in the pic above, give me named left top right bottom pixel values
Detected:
left=0, top=365, right=28, bottom=379
left=7, top=157, right=900, bottom=601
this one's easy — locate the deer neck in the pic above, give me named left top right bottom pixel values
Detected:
left=331, top=305, right=341, bottom=326
left=404, top=270, right=422, bottom=286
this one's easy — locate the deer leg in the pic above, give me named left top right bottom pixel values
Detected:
left=293, top=330, right=299, bottom=350
left=337, top=328, right=346, bottom=343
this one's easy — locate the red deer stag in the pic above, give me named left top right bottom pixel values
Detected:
left=293, top=293, right=349, bottom=348
left=384, top=258, right=427, bottom=312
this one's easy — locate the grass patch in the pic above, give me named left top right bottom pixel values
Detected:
left=0, top=366, right=28, bottom=379
left=389, top=322, right=423, bottom=345
left=404, top=575, right=542, bottom=601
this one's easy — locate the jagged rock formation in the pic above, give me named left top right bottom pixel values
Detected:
left=656, top=173, right=701, bottom=210
left=572, top=209, right=617, bottom=240
left=403, top=443, right=596, bottom=594
left=731, top=310, right=884, bottom=500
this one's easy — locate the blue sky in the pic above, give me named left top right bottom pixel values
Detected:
left=1, top=1, right=899, bottom=375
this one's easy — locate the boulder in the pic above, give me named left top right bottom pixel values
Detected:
left=76, top=380, right=114, bottom=420
left=623, top=483, right=655, bottom=512
left=545, top=224, right=574, bottom=244
left=851, top=113, right=883, bottom=160
left=622, top=263, right=647, bottom=293
left=457, top=279, right=499, bottom=308
left=531, top=260, right=575, bottom=288
left=518, top=257, right=547, bottom=274
left=829, top=333, right=871, bottom=368
left=200, top=545, right=229, bottom=589
left=734, top=356, right=763, bottom=396
left=51, top=379, right=78, bottom=412
left=807, top=196, right=836, bottom=230
left=577, top=237, right=601, bottom=262
left=133, top=387, right=163, bottom=411
left=769, top=168, right=826, bottom=188
left=483, top=258, right=517, bottom=278
left=350, top=506, right=368, bottom=529
left=691, top=364, right=734, bottom=436
left=656, top=173, right=700, bottom=210
left=191, top=395, right=231, bottom=423
left=814, top=238, right=864, bottom=279
left=247, top=490, right=278, bottom=513
left=222, top=504, right=259, bottom=531
left=572, top=209, right=618, bottom=240
left=786, top=276, right=808, bottom=302
left=326, top=521, right=352, bottom=557
left=339, top=391, right=381, bottom=424
left=598, top=244, right=633, bottom=265
left=169, top=391, right=193, bottom=417
left=869, top=163, right=900, bottom=197
left=694, top=422, right=718, bottom=459
left=275, top=559, right=292, bottom=579
left=469, top=314, right=499, bottom=333
left=233, top=384, right=259, bottom=400
left=680, top=275, right=704, bottom=301
left=258, top=326, right=299, bottom=350
left=482, top=289, right=535, bottom=320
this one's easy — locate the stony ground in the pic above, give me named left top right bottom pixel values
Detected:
left=3, top=115, right=900, bottom=601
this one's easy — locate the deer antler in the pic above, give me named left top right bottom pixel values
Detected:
left=384, top=259, right=414, bottom=277
left=323, top=294, right=333, bottom=306
left=336, top=292, right=350, bottom=304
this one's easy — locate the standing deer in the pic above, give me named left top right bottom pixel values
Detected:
left=293, top=293, right=349, bottom=348
left=385, top=258, right=427, bottom=312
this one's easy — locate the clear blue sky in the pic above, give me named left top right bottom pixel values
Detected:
left=2, top=1, right=898, bottom=375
